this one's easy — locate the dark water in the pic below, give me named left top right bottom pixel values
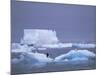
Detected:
left=11, top=60, right=96, bottom=75
left=11, top=47, right=96, bottom=75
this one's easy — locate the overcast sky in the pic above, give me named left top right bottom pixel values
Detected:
left=11, top=1, right=96, bottom=43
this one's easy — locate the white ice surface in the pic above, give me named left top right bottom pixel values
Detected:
left=21, top=29, right=59, bottom=46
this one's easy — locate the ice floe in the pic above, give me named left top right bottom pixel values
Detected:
left=54, top=50, right=95, bottom=64
left=73, top=43, right=96, bottom=48
left=12, top=52, right=53, bottom=68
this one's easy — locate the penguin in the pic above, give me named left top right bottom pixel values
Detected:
left=46, top=53, right=49, bottom=57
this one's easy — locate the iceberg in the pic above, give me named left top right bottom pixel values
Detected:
left=21, top=29, right=59, bottom=46
left=54, top=50, right=96, bottom=64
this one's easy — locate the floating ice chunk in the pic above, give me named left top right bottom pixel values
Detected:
left=63, top=50, right=95, bottom=59
left=12, top=52, right=53, bottom=68
left=59, top=43, right=73, bottom=48
left=77, top=50, right=96, bottom=58
left=54, top=50, right=96, bottom=63
left=42, top=43, right=72, bottom=48
left=11, top=49, right=26, bottom=53
left=38, top=48, right=47, bottom=50
left=11, top=43, right=36, bottom=53
left=25, top=52, right=53, bottom=63
left=26, top=52, right=53, bottom=68
left=42, top=44, right=59, bottom=48
left=73, top=43, right=96, bottom=48
left=11, top=43, right=21, bottom=49
left=11, top=45, right=29, bottom=53
left=11, top=54, right=24, bottom=64
left=21, top=29, right=59, bottom=46
left=12, top=58, right=20, bottom=64
left=54, top=53, right=69, bottom=62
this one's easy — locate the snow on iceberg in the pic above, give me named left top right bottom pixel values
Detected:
left=54, top=50, right=95, bottom=64
left=21, top=29, right=59, bottom=46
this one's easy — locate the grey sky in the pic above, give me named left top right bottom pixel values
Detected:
left=11, top=1, right=96, bottom=43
